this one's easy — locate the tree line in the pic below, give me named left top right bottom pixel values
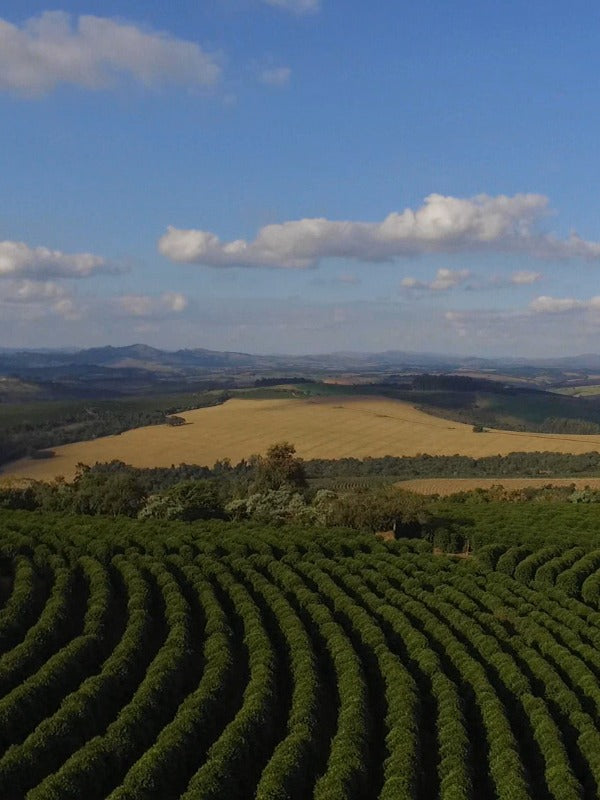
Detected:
left=0, top=443, right=429, bottom=536
left=0, top=392, right=229, bottom=467
left=5, top=442, right=600, bottom=552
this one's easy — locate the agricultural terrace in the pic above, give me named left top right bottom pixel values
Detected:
left=6, top=395, right=600, bottom=482
left=2, top=509, right=600, bottom=799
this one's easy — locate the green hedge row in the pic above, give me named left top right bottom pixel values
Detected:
left=106, top=559, right=235, bottom=799
left=180, top=557, right=278, bottom=800
left=0, top=556, right=112, bottom=755
left=0, top=557, right=153, bottom=795
left=356, top=556, right=532, bottom=800
left=299, top=558, right=421, bottom=800
left=264, top=557, right=370, bottom=800
left=0, top=555, right=40, bottom=651
left=28, top=556, right=194, bottom=800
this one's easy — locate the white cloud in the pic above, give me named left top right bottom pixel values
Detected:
left=401, top=267, right=470, bottom=291
left=164, top=291, right=188, bottom=312
left=444, top=311, right=467, bottom=322
left=0, top=12, right=221, bottom=95
left=259, top=66, right=291, bottom=87
left=337, top=273, right=360, bottom=285
left=261, top=0, right=320, bottom=13
left=511, top=270, right=542, bottom=285
left=159, top=193, right=600, bottom=269
left=441, top=302, right=600, bottom=356
left=429, top=268, right=471, bottom=290
left=0, top=279, right=67, bottom=302
left=115, top=291, right=188, bottom=318
left=0, top=279, right=81, bottom=319
left=51, top=297, right=82, bottom=320
left=0, top=240, right=109, bottom=279
left=528, top=295, right=600, bottom=314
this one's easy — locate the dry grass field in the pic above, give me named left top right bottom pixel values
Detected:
left=554, top=385, right=600, bottom=397
left=5, top=395, right=600, bottom=482
left=399, top=477, right=600, bottom=495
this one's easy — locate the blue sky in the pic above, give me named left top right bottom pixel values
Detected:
left=1, top=1, right=599, bottom=356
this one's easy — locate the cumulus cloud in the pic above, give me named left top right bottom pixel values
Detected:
left=0, top=12, right=221, bottom=95
left=0, top=279, right=81, bottom=319
left=0, top=240, right=109, bottom=279
left=115, top=291, right=188, bottom=318
left=529, top=295, right=600, bottom=313
left=443, top=293, right=600, bottom=356
left=51, top=297, right=82, bottom=320
left=442, top=302, right=600, bottom=356
left=401, top=268, right=470, bottom=291
left=511, top=270, right=542, bottom=285
left=261, top=0, right=320, bottom=13
left=259, top=66, right=291, bottom=87
left=0, top=279, right=67, bottom=302
left=159, top=193, right=600, bottom=270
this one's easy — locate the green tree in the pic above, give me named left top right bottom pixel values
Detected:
left=318, top=485, right=430, bottom=535
left=252, top=442, right=307, bottom=492
left=0, top=482, right=39, bottom=511
left=139, top=479, right=225, bottom=521
left=69, top=467, right=147, bottom=517
left=226, top=487, right=315, bottom=526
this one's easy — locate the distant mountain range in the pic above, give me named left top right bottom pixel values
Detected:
left=2, top=343, right=600, bottom=374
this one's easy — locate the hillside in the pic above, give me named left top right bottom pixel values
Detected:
left=6, top=345, right=600, bottom=402
left=2, top=508, right=600, bottom=798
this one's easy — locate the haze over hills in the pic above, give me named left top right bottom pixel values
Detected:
left=3, top=343, right=600, bottom=407
left=3, top=343, right=600, bottom=373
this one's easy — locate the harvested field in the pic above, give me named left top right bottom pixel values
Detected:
left=400, top=477, right=600, bottom=495
left=4, top=395, right=600, bottom=482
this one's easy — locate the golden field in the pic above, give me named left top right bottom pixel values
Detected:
left=399, top=477, right=600, bottom=496
left=4, top=395, right=600, bottom=482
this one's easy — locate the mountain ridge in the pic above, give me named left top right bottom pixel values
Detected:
left=2, top=344, right=600, bottom=372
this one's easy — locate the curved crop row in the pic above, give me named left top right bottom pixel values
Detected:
left=179, top=556, right=278, bottom=800
left=556, top=551, right=600, bottom=599
left=513, top=546, right=565, bottom=585
left=0, top=556, right=112, bottom=754
left=106, top=558, right=236, bottom=800
left=0, top=557, right=76, bottom=697
left=0, top=556, right=153, bottom=796
left=231, top=556, right=321, bottom=800
left=349, top=554, right=536, bottom=800
left=533, top=547, right=586, bottom=590
left=429, top=565, right=600, bottom=796
left=28, top=557, right=195, bottom=800
left=0, top=556, right=40, bottom=651
left=263, top=557, right=370, bottom=800
left=321, top=556, right=475, bottom=800
left=1, top=511, right=600, bottom=798
left=293, top=558, right=423, bottom=800
left=495, top=546, right=532, bottom=577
